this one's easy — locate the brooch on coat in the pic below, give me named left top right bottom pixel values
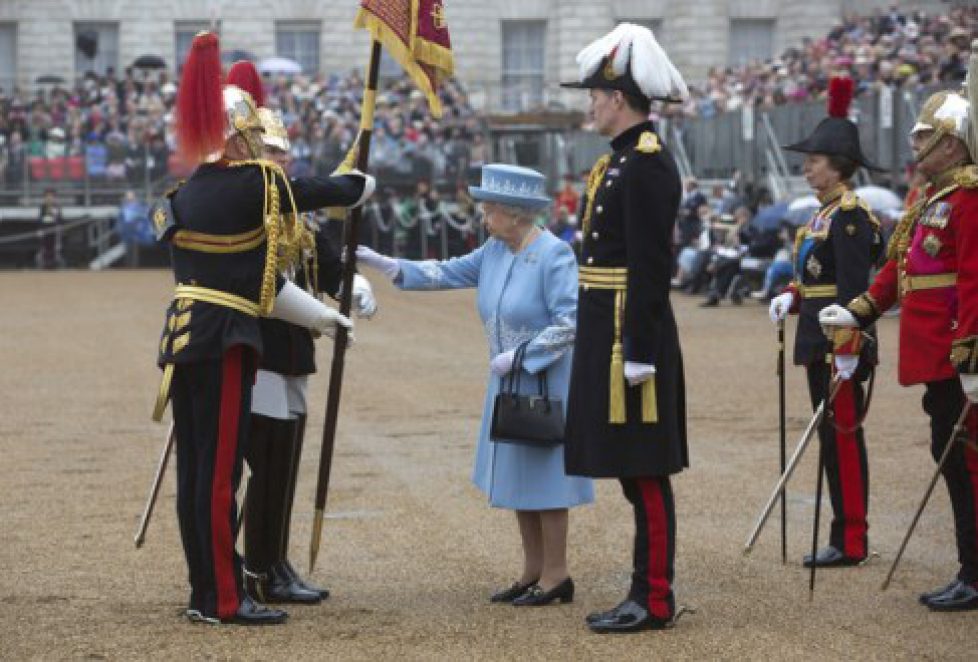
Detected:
left=921, top=233, right=943, bottom=258
left=806, top=255, right=823, bottom=278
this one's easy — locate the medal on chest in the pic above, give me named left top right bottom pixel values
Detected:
left=806, top=254, right=823, bottom=278
left=921, top=233, right=943, bottom=258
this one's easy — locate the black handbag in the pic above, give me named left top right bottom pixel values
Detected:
left=490, top=343, right=565, bottom=446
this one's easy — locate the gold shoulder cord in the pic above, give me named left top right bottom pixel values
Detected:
left=226, top=159, right=303, bottom=315
left=581, top=155, right=611, bottom=235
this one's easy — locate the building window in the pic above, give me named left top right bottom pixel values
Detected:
left=729, top=19, right=775, bottom=66
left=275, top=22, right=320, bottom=75
left=175, top=21, right=220, bottom=73
left=0, top=24, right=15, bottom=93
left=74, top=22, right=119, bottom=77
left=501, top=20, right=546, bottom=112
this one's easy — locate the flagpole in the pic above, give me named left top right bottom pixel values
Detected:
left=308, top=39, right=382, bottom=574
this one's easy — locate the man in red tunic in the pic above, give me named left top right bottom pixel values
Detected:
left=820, top=88, right=978, bottom=611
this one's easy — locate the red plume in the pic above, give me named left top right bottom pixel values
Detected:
left=175, top=31, right=226, bottom=164
left=226, top=60, right=265, bottom=108
left=827, top=76, right=854, bottom=119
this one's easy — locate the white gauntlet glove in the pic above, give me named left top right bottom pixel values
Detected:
left=350, top=274, right=377, bottom=319
left=818, top=304, right=858, bottom=339
left=624, top=361, right=656, bottom=386
left=961, top=374, right=978, bottom=403
left=355, top=245, right=400, bottom=280
left=271, top=281, right=354, bottom=340
left=769, top=292, right=795, bottom=323
left=834, top=354, right=859, bottom=380
left=347, top=169, right=376, bottom=208
left=490, top=350, right=516, bottom=377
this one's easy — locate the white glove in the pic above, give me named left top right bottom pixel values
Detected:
left=769, top=292, right=795, bottom=323
left=347, top=169, right=376, bottom=208
left=351, top=274, right=377, bottom=319
left=490, top=350, right=516, bottom=377
left=818, top=304, right=857, bottom=328
left=624, top=361, right=656, bottom=386
left=835, top=354, right=859, bottom=380
left=356, top=245, right=400, bottom=280
left=961, top=374, right=978, bottom=403
left=270, top=281, right=354, bottom=340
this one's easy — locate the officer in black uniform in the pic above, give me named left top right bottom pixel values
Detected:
left=769, top=76, right=882, bottom=568
left=151, top=32, right=374, bottom=626
left=237, top=102, right=378, bottom=606
left=560, top=23, right=689, bottom=633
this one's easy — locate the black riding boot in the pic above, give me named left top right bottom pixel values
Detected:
left=243, top=414, right=276, bottom=603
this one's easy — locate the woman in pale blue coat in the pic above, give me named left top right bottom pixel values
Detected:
left=357, top=164, right=593, bottom=607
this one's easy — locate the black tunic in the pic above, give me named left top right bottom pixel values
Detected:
left=792, top=190, right=881, bottom=371
left=157, top=162, right=363, bottom=366
left=564, top=121, right=689, bottom=478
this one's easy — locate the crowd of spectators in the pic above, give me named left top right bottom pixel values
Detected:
left=670, top=4, right=977, bottom=120
left=0, top=65, right=487, bottom=189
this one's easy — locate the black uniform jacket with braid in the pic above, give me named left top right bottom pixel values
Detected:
left=565, top=121, right=689, bottom=479
left=790, top=189, right=881, bottom=372
left=157, top=161, right=364, bottom=366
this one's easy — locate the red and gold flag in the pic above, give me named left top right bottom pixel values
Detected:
left=354, top=0, right=454, bottom=117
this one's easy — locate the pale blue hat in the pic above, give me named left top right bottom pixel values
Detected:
left=469, top=163, right=550, bottom=210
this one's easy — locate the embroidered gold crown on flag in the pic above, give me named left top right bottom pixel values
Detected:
left=354, top=0, right=454, bottom=117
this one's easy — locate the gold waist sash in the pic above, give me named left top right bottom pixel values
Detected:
left=901, top=272, right=956, bottom=296
left=152, top=285, right=262, bottom=421
left=797, top=284, right=838, bottom=298
left=577, top=266, right=657, bottom=426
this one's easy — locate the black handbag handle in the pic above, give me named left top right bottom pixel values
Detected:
left=500, top=341, right=550, bottom=403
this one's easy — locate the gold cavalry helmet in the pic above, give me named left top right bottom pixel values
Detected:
left=257, top=107, right=290, bottom=152
left=221, top=85, right=264, bottom=159
left=911, top=90, right=971, bottom=162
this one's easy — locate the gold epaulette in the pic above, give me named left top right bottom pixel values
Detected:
left=840, top=190, right=858, bottom=211
left=954, top=164, right=978, bottom=188
left=636, top=131, right=662, bottom=154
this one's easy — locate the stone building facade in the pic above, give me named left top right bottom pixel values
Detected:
left=0, top=0, right=952, bottom=113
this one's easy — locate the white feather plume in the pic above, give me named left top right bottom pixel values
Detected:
left=575, top=23, right=688, bottom=100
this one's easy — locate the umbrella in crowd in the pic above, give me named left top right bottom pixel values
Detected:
left=855, top=185, right=902, bottom=212
left=750, top=201, right=790, bottom=232
left=132, top=54, right=167, bottom=70
left=786, top=195, right=820, bottom=226
left=258, top=56, right=302, bottom=76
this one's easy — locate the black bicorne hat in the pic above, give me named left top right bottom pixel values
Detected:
left=784, top=77, right=883, bottom=171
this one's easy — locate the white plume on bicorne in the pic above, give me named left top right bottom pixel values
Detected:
left=576, top=23, right=688, bottom=100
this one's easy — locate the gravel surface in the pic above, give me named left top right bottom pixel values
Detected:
left=0, top=270, right=971, bottom=660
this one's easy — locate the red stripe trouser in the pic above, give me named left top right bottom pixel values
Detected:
left=620, top=476, right=675, bottom=620
left=171, top=346, right=256, bottom=619
left=807, top=361, right=869, bottom=559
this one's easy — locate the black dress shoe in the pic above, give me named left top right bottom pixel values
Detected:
left=490, top=579, right=538, bottom=603
left=699, top=297, right=719, bottom=308
left=802, top=545, right=865, bottom=568
left=918, top=579, right=960, bottom=605
left=512, top=577, right=574, bottom=606
left=587, top=599, right=670, bottom=633
left=924, top=580, right=978, bottom=612
left=282, top=560, right=330, bottom=600
left=187, top=596, right=288, bottom=626
left=265, top=562, right=323, bottom=604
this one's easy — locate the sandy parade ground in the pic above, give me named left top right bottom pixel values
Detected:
left=0, top=269, right=974, bottom=660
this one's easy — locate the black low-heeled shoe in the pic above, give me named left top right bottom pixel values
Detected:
left=512, top=577, right=574, bottom=606
left=490, top=579, right=538, bottom=603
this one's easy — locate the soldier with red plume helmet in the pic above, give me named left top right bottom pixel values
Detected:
left=150, top=32, right=375, bottom=626
left=768, top=76, right=883, bottom=569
